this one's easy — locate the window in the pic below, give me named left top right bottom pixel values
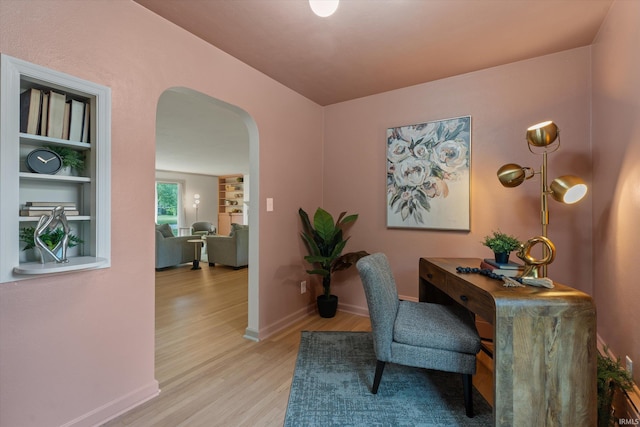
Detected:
left=155, top=181, right=182, bottom=235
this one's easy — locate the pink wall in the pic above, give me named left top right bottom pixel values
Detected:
left=323, top=48, right=593, bottom=308
left=592, top=0, right=640, bottom=385
left=0, top=1, right=323, bottom=425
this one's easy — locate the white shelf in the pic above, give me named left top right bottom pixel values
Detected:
left=19, top=132, right=91, bottom=150
left=19, top=172, right=91, bottom=183
left=19, top=215, right=90, bottom=222
left=13, top=257, right=108, bottom=275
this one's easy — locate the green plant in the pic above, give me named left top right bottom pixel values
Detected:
left=299, top=207, right=368, bottom=299
left=45, top=145, right=85, bottom=172
left=19, top=226, right=83, bottom=251
left=482, top=230, right=522, bottom=253
left=597, top=347, right=634, bottom=427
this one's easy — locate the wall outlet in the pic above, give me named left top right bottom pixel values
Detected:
left=300, top=280, right=307, bottom=294
left=626, top=356, right=633, bottom=376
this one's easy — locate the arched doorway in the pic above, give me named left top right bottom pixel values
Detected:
left=155, top=87, right=259, bottom=338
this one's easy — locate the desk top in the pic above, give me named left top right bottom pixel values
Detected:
left=421, top=257, right=593, bottom=301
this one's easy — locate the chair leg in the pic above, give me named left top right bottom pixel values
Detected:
left=462, top=373, right=474, bottom=418
left=372, top=360, right=386, bottom=394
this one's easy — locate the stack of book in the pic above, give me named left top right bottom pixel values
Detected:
left=19, top=202, right=79, bottom=217
left=20, top=88, right=90, bottom=143
left=480, top=258, right=524, bottom=277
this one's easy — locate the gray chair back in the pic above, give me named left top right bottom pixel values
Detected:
left=356, top=253, right=400, bottom=361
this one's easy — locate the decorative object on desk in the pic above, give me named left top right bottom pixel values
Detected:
left=481, top=230, right=521, bottom=263
left=25, top=148, right=62, bottom=174
left=497, top=120, right=587, bottom=276
left=299, top=207, right=368, bottom=318
left=44, top=145, right=85, bottom=175
left=515, top=235, right=556, bottom=279
left=479, top=260, right=523, bottom=277
left=386, top=116, right=471, bottom=231
left=284, top=331, right=492, bottom=427
left=19, top=207, right=82, bottom=264
left=597, top=346, right=634, bottom=427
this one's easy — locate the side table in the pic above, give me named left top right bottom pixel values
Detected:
left=187, top=239, right=203, bottom=270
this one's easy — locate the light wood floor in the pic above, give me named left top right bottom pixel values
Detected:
left=103, top=265, right=372, bottom=427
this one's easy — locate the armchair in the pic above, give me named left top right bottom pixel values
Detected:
left=206, top=224, right=248, bottom=269
left=191, top=221, right=216, bottom=236
left=155, top=223, right=201, bottom=270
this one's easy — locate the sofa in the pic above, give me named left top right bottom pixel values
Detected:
left=206, top=223, right=248, bottom=269
left=155, top=223, right=202, bottom=270
left=191, top=221, right=216, bottom=236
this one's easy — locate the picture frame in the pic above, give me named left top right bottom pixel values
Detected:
left=386, top=115, right=471, bottom=230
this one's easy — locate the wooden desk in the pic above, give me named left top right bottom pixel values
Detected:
left=419, top=258, right=596, bottom=426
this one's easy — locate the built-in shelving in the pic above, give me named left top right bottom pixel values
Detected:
left=218, top=175, right=244, bottom=235
left=0, top=54, right=111, bottom=282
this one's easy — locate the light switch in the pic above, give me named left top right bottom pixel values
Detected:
left=266, top=198, right=274, bottom=212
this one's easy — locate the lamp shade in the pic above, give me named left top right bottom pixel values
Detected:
left=497, top=163, right=531, bottom=187
left=526, top=121, right=558, bottom=147
left=550, top=175, right=587, bottom=204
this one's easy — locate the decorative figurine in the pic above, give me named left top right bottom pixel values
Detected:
left=516, top=235, right=556, bottom=281
left=34, top=206, right=71, bottom=264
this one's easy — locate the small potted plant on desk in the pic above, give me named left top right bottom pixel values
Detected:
left=299, top=207, right=368, bottom=318
left=482, top=230, right=522, bottom=264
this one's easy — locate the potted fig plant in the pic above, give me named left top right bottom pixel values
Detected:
left=482, top=230, right=522, bottom=263
left=299, top=207, right=368, bottom=318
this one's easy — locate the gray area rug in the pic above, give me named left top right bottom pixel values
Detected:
left=284, top=331, right=492, bottom=427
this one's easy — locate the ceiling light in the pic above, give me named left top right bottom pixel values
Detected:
left=309, top=0, right=339, bottom=17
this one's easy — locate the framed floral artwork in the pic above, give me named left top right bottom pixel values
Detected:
left=387, top=116, right=471, bottom=230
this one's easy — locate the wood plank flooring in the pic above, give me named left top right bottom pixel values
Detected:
left=103, top=265, right=371, bottom=427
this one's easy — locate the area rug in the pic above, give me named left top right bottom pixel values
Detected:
left=284, top=331, right=492, bottom=427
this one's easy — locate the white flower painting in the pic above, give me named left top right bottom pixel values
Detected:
left=387, top=116, right=471, bottom=230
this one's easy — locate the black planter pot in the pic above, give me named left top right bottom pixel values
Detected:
left=317, top=295, right=338, bottom=318
left=494, top=252, right=510, bottom=264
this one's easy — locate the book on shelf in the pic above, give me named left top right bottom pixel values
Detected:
left=25, top=201, right=77, bottom=207
left=482, top=258, right=523, bottom=270
left=22, top=205, right=77, bottom=211
left=81, top=102, right=90, bottom=143
left=39, top=92, right=49, bottom=136
left=68, top=99, right=85, bottom=142
left=20, top=88, right=42, bottom=135
left=61, top=101, right=71, bottom=140
left=46, top=91, right=67, bottom=139
left=20, top=210, right=79, bottom=217
left=480, top=261, right=523, bottom=277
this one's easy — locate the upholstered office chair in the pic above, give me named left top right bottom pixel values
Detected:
left=356, top=253, right=481, bottom=417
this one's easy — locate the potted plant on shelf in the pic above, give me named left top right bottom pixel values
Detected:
left=597, top=347, right=634, bottom=427
left=45, top=145, right=85, bottom=175
left=299, top=207, right=368, bottom=318
left=19, top=226, right=83, bottom=260
left=482, top=230, right=522, bottom=263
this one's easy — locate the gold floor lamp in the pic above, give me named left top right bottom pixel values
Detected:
left=497, top=121, right=587, bottom=277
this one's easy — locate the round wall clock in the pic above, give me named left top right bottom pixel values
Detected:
left=25, top=148, right=63, bottom=174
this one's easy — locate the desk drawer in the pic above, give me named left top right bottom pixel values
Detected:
left=447, top=275, right=494, bottom=321
left=420, top=261, right=447, bottom=288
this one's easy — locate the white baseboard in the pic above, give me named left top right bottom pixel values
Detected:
left=60, top=380, right=160, bottom=427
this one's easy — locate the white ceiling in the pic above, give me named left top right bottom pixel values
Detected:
left=145, top=0, right=613, bottom=176
left=155, top=89, right=249, bottom=176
